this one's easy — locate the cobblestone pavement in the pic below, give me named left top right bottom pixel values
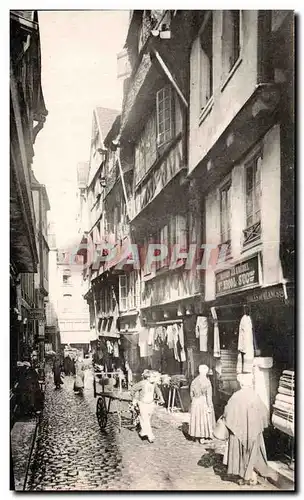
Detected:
left=11, top=418, right=37, bottom=490
left=27, top=369, right=277, bottom=491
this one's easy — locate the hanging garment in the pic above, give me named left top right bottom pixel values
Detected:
left=148, top=327, right=155, bottom=346
left=106, top=340, right=114, bottom=354
left=172, top=324, right=179, bottom=361
left=176, top=338, right=182, bottom=362
left=167, top=325, right=174, bottom=349
left=215, top=359, right=222, bottom=376
left=237, top=314, right=254, bottom=373
left=154, top=327, right=163, bottom=351
left=213, top=321, right=220, bottom=358
left=113, top=341, right=119, bottom=358
left=161, top=326, right=167, bottom=343
left=139, top=327, right=149, bottom=358
left=178, top=323, right=186, bottom=362
left=196, top=316, right=208, bottom=352
left=180, top=349, right=186, bottom=363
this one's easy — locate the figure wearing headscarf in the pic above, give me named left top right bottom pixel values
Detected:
left=222, top=373, right=273, bottom=485
left=130, top=370, right=164, bottom=443
left=189, top=364, right=215, bottom=443
left=73, top=358, right=85, bottom=393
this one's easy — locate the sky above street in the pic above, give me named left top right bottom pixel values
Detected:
left=32, top=10, right=129, bottom=248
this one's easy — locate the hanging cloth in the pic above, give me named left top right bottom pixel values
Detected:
left=167, top=325, right=174, bottom=349
left=195, top=316, right=208, bottom=352
left=172, top=324, right=179, bottom=361
left=161, top=326, right=167, bottom=343
left=178, top=323, right=186, bottom=362
left=148, top=327, right=155, bottom=346
left=215, top=359, right=222, bottom=376
left=211, top=307, right=220, bottom=358
left=237, top=314, right=254, bottom=373
left=113, top=341, right=119, bottom=358
left=154, top=327, right=163, bottom=351
left=139, top=327, right=149, bottom=358
left=106, top=340, right=113, bottom=354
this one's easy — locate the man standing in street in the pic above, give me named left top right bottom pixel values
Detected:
left=130, top=370, right=164, bottom=443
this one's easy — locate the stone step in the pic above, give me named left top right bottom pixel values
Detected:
left=267, top=460, right=295, bottom=491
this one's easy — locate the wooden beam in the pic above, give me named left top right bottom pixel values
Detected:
left=151, top=48, right=188, bottom=109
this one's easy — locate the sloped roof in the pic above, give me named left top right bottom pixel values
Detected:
left=95, top=107, right=120, bottom=143
left=87, top=107, right=120, bottom=187
left=104, top=115, right=121, bottom=148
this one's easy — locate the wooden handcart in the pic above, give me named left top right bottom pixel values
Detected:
left=93, top=370, right=134, bottom=432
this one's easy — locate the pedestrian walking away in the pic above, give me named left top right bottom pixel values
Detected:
left=222, top=373, right=274, bottom=486
left=63, top=355, right=73, bottom=376
left=52, top=356, right=63, bottom=390
left=189, top=364, right=216, bottom=444
left=130, top=370, right=164, bottom=443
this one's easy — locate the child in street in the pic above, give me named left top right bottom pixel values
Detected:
left=130, top=369, right=164, bottom=443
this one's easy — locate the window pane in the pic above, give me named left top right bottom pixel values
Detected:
left=157, top=86, right=172, bottom=146
left=164, top=118, right=170, bottom=131
left=223, top=10, right=240, bottom=75
left=220, top=183, right=231, bottom=243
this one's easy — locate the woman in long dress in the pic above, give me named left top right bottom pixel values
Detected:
left=189, top=364, right=215, bottom=444
left=73, top=358, right=85, bottom=394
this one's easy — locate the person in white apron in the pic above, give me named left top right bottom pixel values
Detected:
left=130, top=370, right=164, bottom=443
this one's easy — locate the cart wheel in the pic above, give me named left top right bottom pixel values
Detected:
left=96, top=397, right=107, bottom=429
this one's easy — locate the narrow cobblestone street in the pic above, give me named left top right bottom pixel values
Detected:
left=26, top=370, right=277, bottom=491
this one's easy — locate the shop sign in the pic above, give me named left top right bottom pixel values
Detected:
left=247, top=285, right=285, bottom=303
left=29, top=308, right=45, bottom=321
left=215, top=255, right=260, bottom=297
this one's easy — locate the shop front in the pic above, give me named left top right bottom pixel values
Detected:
left=205, top=253, right=294, bottom=460
left=137, top=296, right=217, bottom=412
